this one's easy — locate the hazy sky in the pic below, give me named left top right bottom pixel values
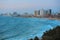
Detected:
left=0, top=0, right=60, bottom=14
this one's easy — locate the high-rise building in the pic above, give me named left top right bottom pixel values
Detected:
left=34, top=9, right=46, bottom=17
left=40, top=9, right=46, bottom=16
left=34, top=10, right=38, bottom=16
left=38, top=10, right=40, bottom=15
left=45, top=9, right=52, bottom=17
left=47, top=9, right=52, bottom=15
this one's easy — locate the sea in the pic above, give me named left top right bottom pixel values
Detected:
left=0, top=16, right=60, bottom=40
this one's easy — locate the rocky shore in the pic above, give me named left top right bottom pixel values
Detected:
left=29, top=26, right=60, bottom=40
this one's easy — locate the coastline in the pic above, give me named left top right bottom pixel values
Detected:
left=0, top=16, right=60, bottom=20
left=48, top=17, right=60, bottom=20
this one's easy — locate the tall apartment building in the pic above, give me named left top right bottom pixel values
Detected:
left=40, top=9, right=45, bottom=16
left=34, top=9, right=47, bottom=17
left=34, top=10, right=38, bottom=16
left=46, top=9, right=52, bottom=15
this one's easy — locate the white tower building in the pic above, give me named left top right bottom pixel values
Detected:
left=40, top=9, right=45, bottom=16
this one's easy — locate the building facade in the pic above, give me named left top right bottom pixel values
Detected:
left=34, top=9, right=51, bottom=17
left=34, top=10, right=38, bottom=16
left=40, top=9, right=46, bottom=16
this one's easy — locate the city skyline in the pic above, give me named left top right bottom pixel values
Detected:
left=0, top=0, right=60, bottom=14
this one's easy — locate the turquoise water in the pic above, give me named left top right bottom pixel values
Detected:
left=0, top=16, right=60, bottom=40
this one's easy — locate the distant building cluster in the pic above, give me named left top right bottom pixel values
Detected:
left=34, top=9, right=52, bottom=17
left=0, top=9, right=60, bottom=18
left=34, top=9, right=60, bottom=18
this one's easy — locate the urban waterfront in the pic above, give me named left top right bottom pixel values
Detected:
left=0, top=16, right=60, bottom=40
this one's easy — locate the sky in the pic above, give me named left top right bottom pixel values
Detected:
left=0, top=0, right=60, bottom=14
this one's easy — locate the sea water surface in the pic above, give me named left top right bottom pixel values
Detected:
left=0, top=16, right=60, bottom=40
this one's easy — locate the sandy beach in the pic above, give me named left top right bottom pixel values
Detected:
left=48, top=17, right=60, bottom=20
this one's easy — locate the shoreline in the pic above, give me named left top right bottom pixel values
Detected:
left=48, top=17, right=60, bottom=20
left=0, top=16, right=60, bottom=20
